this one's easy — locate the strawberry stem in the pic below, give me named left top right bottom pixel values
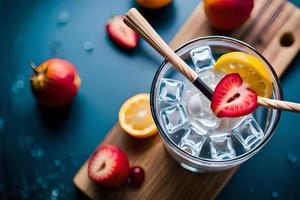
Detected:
left=30, top=62, right=39, bottom=74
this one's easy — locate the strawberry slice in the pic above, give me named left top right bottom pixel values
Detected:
left=211, top=73, right=257, bottom=118
left=106, top=16, right=139, bottom=49
left=88, top=144, right=129, bottom=188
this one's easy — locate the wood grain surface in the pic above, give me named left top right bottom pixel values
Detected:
left=74, top=1, right=300, bottom=199
left=74, top=124, right=238, bottom=200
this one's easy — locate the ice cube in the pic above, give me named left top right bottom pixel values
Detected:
left=190, top=46, right=215, bottom=73
left=233, top=117, right=264, bottom=149
left=161, top=104, right=188, bottom=133
left=186, top=92, right=202, bottom=116
left=217, top=116, right=248, bottom=133
left=179, top=126, right=206, bottom=156
left=198, top=69, right=223, bottom=90
left=158, top=78, right=184, bottom=103
left=195, top=93, right=220, bottom=129
left=168, top=129, right=185, bottom=145
left=184, top=89, right=220, bottom=131
left=210, top=133, right=236, bottom=160
left=199, top=93, right=220, bottom=127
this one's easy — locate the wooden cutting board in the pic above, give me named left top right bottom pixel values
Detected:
left=74, top=1, right=300, bottom=199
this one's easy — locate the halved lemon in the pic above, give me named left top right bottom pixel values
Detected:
left=213, top=51, right=273, bottom=98
left=119, top=93, right=158, bottom=138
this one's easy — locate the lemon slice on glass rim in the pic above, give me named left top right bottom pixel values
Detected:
left=213, top=51, right=273, bottom=98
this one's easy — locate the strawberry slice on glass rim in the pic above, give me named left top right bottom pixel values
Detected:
left=211, top=73, right=258, bottom=118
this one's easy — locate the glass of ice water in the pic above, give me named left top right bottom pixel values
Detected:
left=150, top=36, right=282, bottom=172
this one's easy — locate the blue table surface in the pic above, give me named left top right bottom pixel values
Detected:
left=0, top=0, right=299, bottom=199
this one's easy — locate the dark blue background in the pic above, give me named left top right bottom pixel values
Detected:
left=0, top=0, right=299, bottom=199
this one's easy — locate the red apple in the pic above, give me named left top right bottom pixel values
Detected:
left=204, top=0, right=254, bottom=31
left=30, top=58, right=81, bottom=107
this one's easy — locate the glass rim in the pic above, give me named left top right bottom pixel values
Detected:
left=150, top=36, right=282, bottom=165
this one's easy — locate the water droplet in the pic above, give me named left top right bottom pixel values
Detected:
left=60, top=165, right=66, bottom=172
left=83, top=41, right=93, bottom=52
left=16, top=79, right=24, bottom=89
left=57, top=11, right=69, bottom=25
left=0, top=118, right=4, bottom=130
left=68, top=152, right=75, bottom=158
left=20, top=189, right=29, bottom=198
left=51, top=196, right=58, bottom=200
left=271, top=191, right=279, bottom=199
left=36, top=148, right=45, bottom=158
left=65, top=187, right=72, bottom=194
left=18, top=138, right=25, bottom=149
left=54, top=34, right=64, bottom=45
left=46, top=172, right=60, bottom=180
left=72, top=160, right=79, bottom=168
left=248, top=187, right=255, bottom=193
left=30, top=148, right=45, bottom=159
left=11, top=75, right=25, bottom=94
left=54, top=159, right=61, bottom=167
left=59, top=184, right=65, bottom=191
left=25, top=136, right=34, bottom=145
left=12, top=84, right=20, bottom=94
left=286, top=152, right=298, bottom=164
left=36, top=176, right=44, bottom=184
left=51, top=188, right=59, bottom=197
left=30, top=149, right=37, bottom=158
left=41, top=182, right=48, bottom=189
left=21, top=177, right=28, bottom=185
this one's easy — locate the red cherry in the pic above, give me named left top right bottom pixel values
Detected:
left=128, top=166, right=145, bottom=186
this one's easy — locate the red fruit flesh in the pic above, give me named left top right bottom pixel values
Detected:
left=88, top=145, right=129, bottom=188
left=31, top=59, right=80, bottom=107
left=211, top=73, right=257, bottom=118
left=106, top=16, right=139, bottom=49
left=128, top=166, right=145, bottom=187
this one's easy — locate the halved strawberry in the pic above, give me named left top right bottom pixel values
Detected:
left=106, top=16, right=139, bottom=49
left=211, top=73, right=257, bottom=118
left=88, top=144, right=129, bottom=188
